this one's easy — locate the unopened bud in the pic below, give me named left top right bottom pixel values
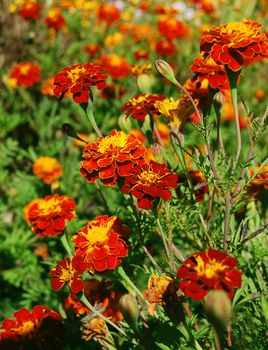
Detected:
left=205, top=290, right=232, bottom=327
left=151, top=143, right=163, bottom=161
left=62, top=123, right=88, bottom=144
left=119, top=294, right=139, bottom=327
left=155, top=60, right=177, bottom=84
left=137, top=74, right=154, bottom=93
left=213, top=91, right=225, bottom=110
left=118, top=114, right=132, bottom=133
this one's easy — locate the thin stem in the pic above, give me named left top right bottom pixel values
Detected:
left=172, top=243, right=185, bottom=262
left=223, top=199, right=231, bottom=251
left=84, top=103, right=102, bottom=137
left=80, top=294, right=126, bottom=336
left=241, top=224, right=268, bottom=244
left=156, top=217, right=170, bottom=261
left=230, top=86, right=241, bottom=173
left=153, top=122, right=164, bottom=147
left=60, top=231, right=73, bottom=258
left=94, top=181, right=110, bottom=214
left=117, top=266, right=146, bottom=301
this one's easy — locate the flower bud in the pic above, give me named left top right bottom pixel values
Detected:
left=155, top=60, right=176, bottom=84
left=213, top=91, right=225, bottom=110
left=137, top=74, right=154, bottom=93
left=119, top=294, right=139, bottom=327
left=118, top=114, right=132, bottom=133
left=205, top=290, right=232, bottom=327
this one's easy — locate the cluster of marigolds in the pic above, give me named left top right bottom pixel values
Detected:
left=1, top=1, right=268, bottom=346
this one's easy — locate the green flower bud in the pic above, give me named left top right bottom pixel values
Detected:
left=119, top=294, right=139, bottom=327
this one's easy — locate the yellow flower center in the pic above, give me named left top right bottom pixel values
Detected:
left=35, top=157, right=58, bottom=172
left=109, top=55, right=123, bottom=66
left=98, top=132, right=128, bottom=153
left=224, top=22, right=249, bottom=36
left=138, top=170, right=160, bottom=186
left=67, top=66, right=85, bottom=83
left=12, top=320, right=35, bottom=336
left=194, top=255, right=227, bottom=279
left=38, top=198, right=62, bottom=216
left=129, top=94, right=149, bottom=106
left=155, top=98, right=179, bottom=118
left=60, top=262, right=76, bottom=282
left=20, top=64, right=31, bottom=75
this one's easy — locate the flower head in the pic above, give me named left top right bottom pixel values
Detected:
left=131, top=63, right=152, bottom=77
left=45, top=8, right=66, bottom=31
left=0, top=306, right=62, bottom=342
left=41, top=78, right=56, bottom=96
left=97, top=4, right=120, bottom=25
left=32, top=156, right=62, bottom=184
left=25, top=194, right=75, bottom=237
left=122, top=93, right=166, bottom=121
left=80, top=130, right=146, bottom=186
left=50, top=257, right=87, bottom=293
left=122, top=160, right=178, bottom=209
left=200, top=18, right=268, bottom=72
left=53, top=63, right=107, bottom=103
left=100, top=54, right=130, bottom=80
left=247, top=164, right=268, bottom=197
left=73, top=215, right=129, bottom=272
left=155, top=38, right=176, bottom=56
left=177, top=249, right=242, bottom=300
left=158, top=15, right=189, bottom=40
left=9, top=62, right=41, bottom=88
left=134, top=49, right=150, bottom=60
left=19, top=0, right=41, bottom=20
left=83, top=43, right=101, bottom=58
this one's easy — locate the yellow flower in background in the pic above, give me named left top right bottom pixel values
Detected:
left=104, top=32, right=123, bottom=48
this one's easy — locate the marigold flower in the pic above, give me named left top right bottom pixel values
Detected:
left=131, top=63, right=152, bottom=76
left=64, top=293, right=90, bottom=316
left=82, top=317, right=107, bottom=342
left=104, top=32, right=123, bottom=48
left=9, top=62, right=41, bottom=88
left=80, top=129, right=146, bottom=186
left=153, top=123, right=170, bottom=145
left=122, top=93, right=166, bottom=121
left=53, top=63, right=107, bottom=103
left=26, top=194, right=75, bottom=237
left=32, top=156, right=62, bottom=185
left=177, top=249, right=242, bottom=300
left=19, top=0, right=41, bottom=20
left=155, top=38, right=176, bottom=56
left=0, top=305, right=62, bottom=342
left=247, top=164, right=268, bottom=197
left=83, top=43, right=101, bottom=58
left=200, top=18, right=268, bottom=72
left=158, top=15, right=189, bottom=40
left=100, top=54, right=130, bottom=80
left=50, top=257, right=87, bottom=293
left=41, top=78, right=56, bottom=96
left=97, top=4, right=120, bottom=25
left=134, top=49, right=150, bottom=60
left=122, top=160, right=178, bottom=209
left=190, top=56, right=229, bottom=91
left=45, top=8, right=66, bottom=31
left=178, top=169, right=209, bottom=202
left=143, top=274, right=174, bottom=315
left=73, top=215, right=129, bottom=272
left=131, top=24, right=157, bottom=43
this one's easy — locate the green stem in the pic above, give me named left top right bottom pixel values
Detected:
left=80, top=294, right=126, bottom=336
left=84, top=102, right=102, bottom=137
left=117, top=266, right=146, bottom=301
left=60, top=231, right=73, bottom=258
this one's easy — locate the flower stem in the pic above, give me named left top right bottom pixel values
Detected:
left=60, top=231, right=73, bottom=258
left=117, top=266, right=146, bottom=301
left=84, top=102, right=102, bottom=137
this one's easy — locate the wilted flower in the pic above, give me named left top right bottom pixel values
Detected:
left=122, top=160, right=178, bottom=209
left=158, top=15, right=189, bottom=40
left=200, top=18, right=268, bottom=72
left=53, top=63, right=107, bottom=103
left=82, top=317, right=107, bottom=342
left=25, top=194, right=75, bottom=237
left=177, top=249, right=242, bottom=300
left=19, top=0, right=41, bottom=20
left=122, top=93, right=166, bottom=121
left=50, top=257, right=87, bottom=293
left=45, top=8, right=66, bottom=31
left=80, top=130, right=146, bottom=186
left=73, top=215, right=129, bottom=272
left=9, top=62, right=41, bottom=88
left=32, top=156, right=62, bottom=184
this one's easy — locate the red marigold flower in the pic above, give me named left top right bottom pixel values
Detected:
left=158, top=15, right=189, bottom=40
left=190, top=56, right=229, bottom=91
left=100, top=54, right=130, bottom=80
left=50, top=257, right=87, bottom=293
left=83, top=43, right=101, bottom=58
left=122, top=160, right=178, bottom=209
left=73, top=215, right=129, bottom=272
left=32, top=156, right=62, bottom=185
left=177, top=249, right=242, bottom=300
left=26, top=194, right=75, bottom=237
left=0, top=305, right=62, bottom=342
left=100, top=83, right=126, bottom=100
left=200, top=18, right=268, bottom=72
left=80, top=129, right=146, bottom=186
left=53, top=63, right=107, bottom=104
left=9, top=62, right=41, bottom=88
left=97, top=4, right=120, bottom=25
left=155, top=38, right=176, bottom=56
left=19, top=1, right=41, bottom=21
left=247, top=164, right=268, bottom=197
left=134, top=49, right=150, bottom=60
left=131, top=63, right=152, bottom=77
left=122, top=93, right=166, bottom=121
left=45, top=8, right=66, bottom=31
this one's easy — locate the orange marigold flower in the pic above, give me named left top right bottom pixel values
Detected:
left=50, top=257, right=87, bottom=293
left=26, top=194, right=75, bottom=237
left=73, top=215, right=129, bottom=272
left=122, top=93, right=166, bottom=121
left=83, top=43, right=101, bottom=58
left=9, top=62, right=41, bottom=88
left=80, top=129, right=146, bottom=186
left=153, top=123, right=170, bottom=146
left=122, top=160, right=178, bottom=209
left=134, top=49, right=150, bottom=60
left=19, top=1, right=41, bottom=20
left=158, top=15, right=189, bottom=40
left=101, top=54, right=130, bottom=80
left=190, top=56, right=229, bottom=91
left=64, top=294, right=90, bottom=316
left=82, top=317, right=107, bottom=342
left=131, top=63, right=152, bottom=76
left=53, top=63, right=107, bottom=104
left=143, top=274, right=174, bottom=315
left=0, top=306, right=62, bottom=342
left=41, top=78, right=55, bottom=96
left=45, top=8, right=66, bottom=31
left=155, top=38, right=176, bottom=56
left=32, top=156, right=62, bottom=185
left=177, top=249, right=242, bottom=300
left=97, top=4, right=120, bottom=25
left=178, top=169, right=209, bottom=202
left=200, top=18, right=268, bottom=72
